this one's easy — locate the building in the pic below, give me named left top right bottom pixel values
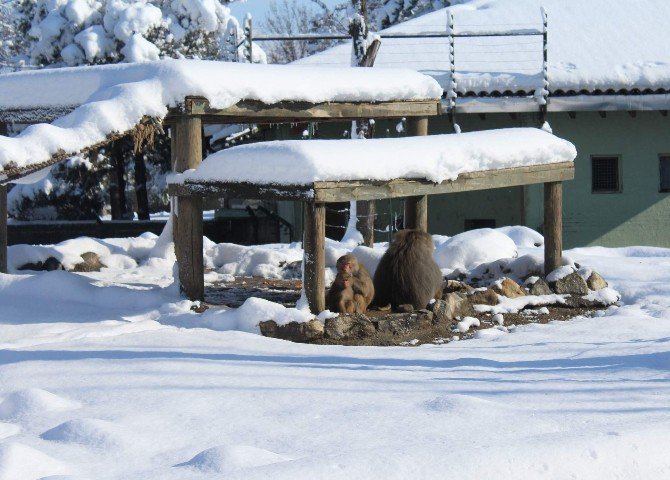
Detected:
left=295, top=0, right=670, bottom=248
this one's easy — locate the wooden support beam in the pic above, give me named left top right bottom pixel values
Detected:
left=175, top=196, right=204, bottom=301
left=303, top=202, right=326, bottom=314
left=0, top=122, right=7, bottom=273
left=171, top=115, right=204, bottom=300
left=356, top=200, right=375, bottom=247
left=0, top=184, right=6, bottom=274
left=544, top=181, right=563, bottom=276
left=404, top=117, right=429, bottom=231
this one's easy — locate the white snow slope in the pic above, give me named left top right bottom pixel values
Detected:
left=178, top=127, right=576, bottom=185
left=0, top=60, right=441, bottom=175
left=297, top=0, right=670, bottom=95
left=1, top=235, right=670, bottom=479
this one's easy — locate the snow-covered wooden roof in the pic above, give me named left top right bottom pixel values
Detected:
left=170, top=128, right=576, bottom=199
left=298, top=0, right=670, bottom=99
left=0, top=59, right=442, bottom=183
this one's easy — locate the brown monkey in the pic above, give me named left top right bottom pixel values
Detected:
left=326, top=272, right=356, bottom=313
left=336, top=254, right=374, bottom=312
left=372, top=229, right=444, bottom=311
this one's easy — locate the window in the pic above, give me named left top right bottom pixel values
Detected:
left=464, top=219, right=496, bottom=231
left=591, top=156, right=621, bottom=193
left=660, top=156, right=670, bottom=192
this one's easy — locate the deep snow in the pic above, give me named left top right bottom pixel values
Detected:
left=1, top=230, right=669, bottom=479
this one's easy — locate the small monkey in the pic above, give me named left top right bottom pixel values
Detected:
left=335, top=254, right=374, bottom=312
left=326, top=272, right=357, bottom=313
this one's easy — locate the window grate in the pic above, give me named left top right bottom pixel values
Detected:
left=591, top=156, right=620, bottom=193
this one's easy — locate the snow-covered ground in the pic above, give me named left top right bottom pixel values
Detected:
left=1, top=231, right=670, bottom=479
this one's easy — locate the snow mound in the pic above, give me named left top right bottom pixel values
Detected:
left=473, top=327, right=509, bottom=339
left=0, top=442, right=70, bottom=480
left=41, top=418, right=127, bottom=448
left=435, top=228, right=518, bottom=272
left=210, top=243, right=302, bottom=279
left=350, top=245, right=385, bottom=277
left=496, top=226, right=544, bottom=248
left=0, top=422, right=20, bottom=440
left=424, top=394, right=499, bottom=413
left=174, top=444, right=291, bottom=473
left=0, top=389, right=80, bottom=420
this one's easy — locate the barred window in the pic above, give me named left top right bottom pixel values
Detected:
left=591, top=156, right=621, bottom=193
left=660, top=156, right=670, bottom=192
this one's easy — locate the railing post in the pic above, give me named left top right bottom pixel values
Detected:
left=303, top=201, right=326, bottom=313
left=403, top=117, right=429, bottom=231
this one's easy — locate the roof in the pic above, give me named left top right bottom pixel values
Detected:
left=297, top=0, right=670, bottom=103
left=0, top=59, right=441, bottom=182
left=172, top=128, right=577, bottom=186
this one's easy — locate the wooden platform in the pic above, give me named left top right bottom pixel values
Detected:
left=168, top=161, right=574, bottom=313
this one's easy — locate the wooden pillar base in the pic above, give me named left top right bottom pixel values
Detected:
left=303, top=201, right=326, bottom=314
left=175, top=196, right=204, bottom=301
left=544, top=181, right=563, bottom=276
left=0, top=184, right=6, bottom=274
left=403, top=195, right=428, bottom=231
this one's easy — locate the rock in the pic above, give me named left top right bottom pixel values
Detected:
left=431, top=293, right=473, bottom=323
left=587, top=271, right=608, bottom=290
left=492, top=278, right=526, bottom=298
left=529, top=278, right=553, bottom=296
left=551, top=272, right=589, bottom=296
left=259, top=319, right=324, bottom=342
left=72, top=252, right=105, bottom=272
left=17, top=257, right=64, bottom=272
left=375, top=311, right=433, bottom=336
left=442, top=280, right=474, bottom=295
left=467, top=288, right=499, bottom=306
left=324, top=315, right=376, bottom=340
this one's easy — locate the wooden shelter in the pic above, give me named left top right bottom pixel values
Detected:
left=168, top=98, right=574, bottom=313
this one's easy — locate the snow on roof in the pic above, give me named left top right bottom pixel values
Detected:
left=176, top=128, right=576, bottom=186
left=0, top=59, right=441, bottom=179
left=297, top=0, right=670, bottom=96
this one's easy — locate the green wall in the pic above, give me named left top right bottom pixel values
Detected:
left=280, top=110, right=670, bottom=248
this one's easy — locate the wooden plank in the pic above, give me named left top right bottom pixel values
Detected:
left=303, top=202, right=326, bottom=314
left=405, top=117, right=429, bottom=230
left=356, top=200, right=375, bottom=247
left=181, top=97, right=441, bottom=124
left=169, top=162, right=575, bottom=202
left=313, top=162, right=575, bottom=202
left=544, top=181, right=562, bottom=276
left=171, top=115, right=204, bottom=301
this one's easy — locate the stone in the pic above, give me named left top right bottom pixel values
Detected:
left=529, top=278, right=553, bottom=296
left=467, top=288, right=499, bottom=306
left=324, top=315, right=376, bottom=340
left=17, top=257, right=64, bottom=272
left=375, top=311, right=433, bottom=336
left=492, top=278, right=526, bottom=298
left=72, top=252, right=105, bottom=272
left=442, top=280, right=474, bottom=295
left=431, top=293, right=473, bottom=323
left=259, top=319, right=324, bottom=342
left=587, top=271, right=608, bottom=290
left=551, top=272, right=589, bottom=296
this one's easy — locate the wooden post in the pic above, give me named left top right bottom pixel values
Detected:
left=357, top=200, right=375, bottom=247
left=303, top=201, right=326, bottom=314
left=0, top=184, right=6, bottom=274
left=171, top=115, right=204, bottom=301
left=0, top=122, right=7, bottom=274
left=544, top=181, right=562, bottom=276
left=404, top=117, right=429, bottom=231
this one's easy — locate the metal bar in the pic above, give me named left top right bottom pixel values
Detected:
left=252, top=31, right=543, bottom=41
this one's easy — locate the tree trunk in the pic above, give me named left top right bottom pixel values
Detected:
left=109, top=140, right=129, bottom=220
left=134, top=153, right=150, bottom=220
